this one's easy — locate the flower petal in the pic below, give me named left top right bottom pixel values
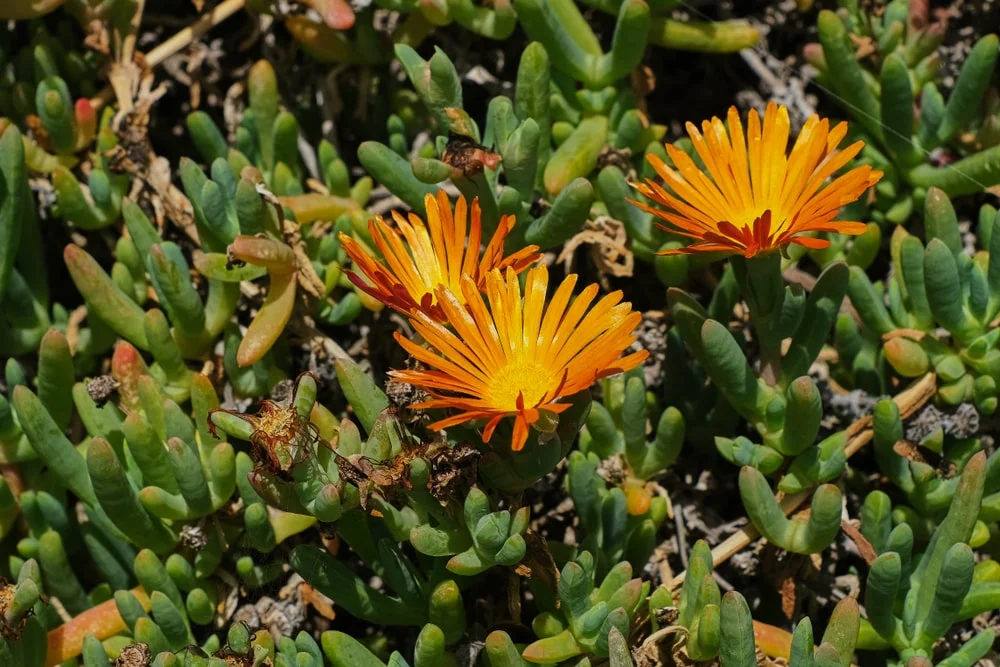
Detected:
left=630, top=104, right=881, bottom=258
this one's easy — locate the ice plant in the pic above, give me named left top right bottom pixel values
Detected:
left=339, top=191, right=540, bottom=321
left=631, top=102, right=883, bottom=257
left=390, top=265, right=648, bottom=451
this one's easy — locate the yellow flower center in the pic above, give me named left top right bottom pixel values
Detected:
left=484, top=357, right=553, bottom=411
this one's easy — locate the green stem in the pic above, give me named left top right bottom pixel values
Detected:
left=732, top=253, right=785, bottom=386
left=758, top=342, right=783, bottom=388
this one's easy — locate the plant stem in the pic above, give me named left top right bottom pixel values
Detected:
left=732, top=253, right=786, bottom=386
left=758, top=339, right=783, bottom=387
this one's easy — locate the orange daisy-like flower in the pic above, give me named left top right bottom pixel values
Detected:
left=631, top=102, right=883, bottom=257
left=339, top=191, right=540, bottom=321
left=390, top=265, right=648, bottom=452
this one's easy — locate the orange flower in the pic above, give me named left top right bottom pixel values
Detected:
left=339, top=191, right=540, bottom=321
left=390, top=265, right=648, bottom=452
left=631, top=102, right=883, bottom=257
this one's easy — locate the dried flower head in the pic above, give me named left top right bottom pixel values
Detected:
left=632, top=102, right=883, bottom=257
left=391, top=265, right=648, bottom=452
left=339, top=191, right=540, bottom=321
left=0, top=579, right=32, bottom=641
left=209, top=372, right=320, bottom=474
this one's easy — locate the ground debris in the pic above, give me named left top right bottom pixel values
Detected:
left=232, top=574, right=309, bottom=641
left=427, top=442, right=481, bottom=504
left=114, top=643, right=151, bottom=667
left=906, top=403, right=981, bottom=442
left=556, top=215, right=633, bottom=290
left=86, top=375, right=120, bottom=404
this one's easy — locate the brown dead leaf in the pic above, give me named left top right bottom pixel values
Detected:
left=426, top=442, right=481, bottom=504
left=148, top=156, right=199, bottom=243
left=840, top=519, right=878, bottom=566
left=893, top=439, right=926, bottom=463
left=97, top=69, right=202, bottom=246
left=109, top=61, right=143, bottom=114
left=225, top=81, right=247, bottom=139
left=507, top=571, right=522, bottom=625
left=299, top=582, right=336, bottom=620
left=24, top=115, right=50, bottom=151
left=630, top=65, right=656, bottom=116
left=249, top=185, right=327, bottom=303
left=83, top=18, right=111, bottom=56
left=321, top=531, right=340, bottom=556
left=306, top=178, right=330, bottom=195
left=779, top=575, right=796, bottom=620
left=65, top=306, right=88, bottom=355
left=325, top=428, right=426, bottom=511
left=515, top=530, right=560, bottom=594
left=848, top=34, right=876, bottom=60
left=282, top=216, right=327, bottom=300
left=667, top=632, right=697, bottom=667
left=651, top=543, right=674, bottom=586
left=760, top=548, right=809, bottom=621
left=556, top=216, right=633, bottom=289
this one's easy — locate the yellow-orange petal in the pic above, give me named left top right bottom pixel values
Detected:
left=339, top=192, right=540, bottom=320
left=634, top=103, right=881, bottom=258
left=391, top=266, right=645, bottom=452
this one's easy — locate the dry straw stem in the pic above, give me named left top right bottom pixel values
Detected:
left=91, top=0, right=248, bottom=109
left=668, top=372, right=937, bottom=589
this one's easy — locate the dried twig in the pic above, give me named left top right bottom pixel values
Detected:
left=297, top=323, right=353, bottom=363
left=556, top=216, right=634, bottom=289
left=673, top=499, right=688, bottom=569
left=840, top=519, right=878, bottom=565
left=91, top=0, right=248, bottom=109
